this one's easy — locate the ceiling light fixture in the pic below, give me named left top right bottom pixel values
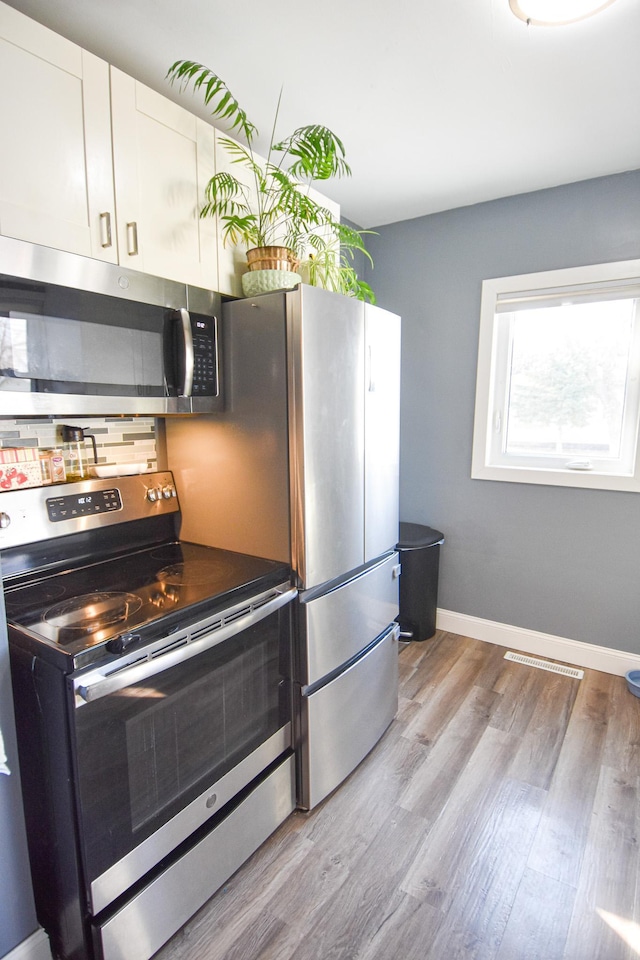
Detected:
left=509, top=0, right=617, bottom=25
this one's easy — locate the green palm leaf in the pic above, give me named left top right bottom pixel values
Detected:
left=334, top=222, right=376, bottom=266
left=201, top=172, right=249, bottom=219
left=166, top=61, right=257, bottom=143
left=273, top=125, right=351, bottom=181
left=218, top=137, right=265, bottom=182
left=267, top=169, right=328, bottom=223
left=220, top=213, right=259, bottom=248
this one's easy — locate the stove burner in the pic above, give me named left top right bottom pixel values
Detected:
left=4, top=581, right=66, bottom=613
left=157, top=560, right=232, bottom=587
left=44, top=592, right=143, bottom=633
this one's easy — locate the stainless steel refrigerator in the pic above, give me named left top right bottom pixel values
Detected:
left=166, top=283, right=401, bottom=810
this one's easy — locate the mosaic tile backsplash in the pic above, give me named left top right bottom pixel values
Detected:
left=0, top=418, right=157, bottom=470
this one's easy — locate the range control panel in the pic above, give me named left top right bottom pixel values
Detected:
left=46, top=489, right=122, bottom=522
left=0, top=472, right=179, bottom=550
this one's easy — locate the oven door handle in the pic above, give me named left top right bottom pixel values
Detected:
left=73, top=586, right=297, bottom=706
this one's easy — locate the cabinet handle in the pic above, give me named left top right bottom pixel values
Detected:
left=126, top=221, right=139, bottom=257
left=99, top=211, right=112, bottom=249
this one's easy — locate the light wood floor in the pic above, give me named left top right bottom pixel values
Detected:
left=154, top=633, right=640, bottom=960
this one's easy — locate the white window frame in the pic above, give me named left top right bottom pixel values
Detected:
left=471, top=259, right=640, bottom=492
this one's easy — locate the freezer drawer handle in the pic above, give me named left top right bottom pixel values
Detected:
left=74, top=586, right=297, bottom=705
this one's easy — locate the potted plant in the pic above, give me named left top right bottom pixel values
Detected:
left=166, top=61, right=375, bottom=302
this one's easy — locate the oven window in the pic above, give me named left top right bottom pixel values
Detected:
left=73, top=607, right=291, bottom=884
left=125, top=640, right=271, bottom=831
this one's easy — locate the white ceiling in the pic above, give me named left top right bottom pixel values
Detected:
left=5, top=0, right=640, bottom=228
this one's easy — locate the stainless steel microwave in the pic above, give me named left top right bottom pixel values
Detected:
left=0, top=236, right=222, bottom=416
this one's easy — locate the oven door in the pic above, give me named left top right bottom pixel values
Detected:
left=70, top=586, right=295, bottom=915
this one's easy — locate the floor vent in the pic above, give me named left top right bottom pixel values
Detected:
left=503, top=651, right=584, bottom=680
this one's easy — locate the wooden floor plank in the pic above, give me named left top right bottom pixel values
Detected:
left=400, top=725, right=522, bottom=909
left=356, top=889, right=443, bottom=960
left=503, top=670, right=580, bottom=790
left=562, top=765, right=639, bottom=960
left=282, top=806, right=430, bottom=960
left=215, top=912, right=287, bottom=960
left=337, top=722, right=431, bottom=809
left=402, top=639, right=501, bottom=746
left=423, top=777, right=546, bottom=960
left=395, top=631, right=452, bottom=701
left=602, top=674, right=640, bottom=777
left=468, top=642, right=516, bottom=693
left=404, top=632, right=484, bottom=705
left=494, top=867, right=575, bottom=960
left=526, top=668, right=614, bottom=887
left=489, top=662, right=560, bottom=738
left=398, top=683, right=499, bottom=821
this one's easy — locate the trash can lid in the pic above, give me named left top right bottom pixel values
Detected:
left=397, top=521, right=445, bottom=549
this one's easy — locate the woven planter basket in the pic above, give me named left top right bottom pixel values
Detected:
left=246, top=246, right=299, bottom=272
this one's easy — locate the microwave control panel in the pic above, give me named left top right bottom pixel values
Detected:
left=191, top=315, right=218, bottom=396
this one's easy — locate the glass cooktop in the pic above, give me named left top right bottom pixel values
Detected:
left=5, top=540, right=289, bottom=667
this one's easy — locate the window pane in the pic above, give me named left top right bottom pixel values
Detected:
left=504, top=299, right=636, bottom=462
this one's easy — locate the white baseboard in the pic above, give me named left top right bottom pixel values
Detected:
left=3, top=930, right=51, bottom=960
left=436, top=608, right=640, bottom=677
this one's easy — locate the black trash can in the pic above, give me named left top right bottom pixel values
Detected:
left=396, top=522, right=444, bottom=641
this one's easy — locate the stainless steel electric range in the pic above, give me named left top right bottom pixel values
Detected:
left=1, top=471, right=296, bottom=960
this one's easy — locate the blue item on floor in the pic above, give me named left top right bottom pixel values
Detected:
left=624, top=670, right=640, bottom=697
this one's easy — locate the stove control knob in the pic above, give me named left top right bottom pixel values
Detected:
left=106, top=633, right=141, bottom=655
left=146, top=488, right=158, bottom=503
left=0, top=511, right=10, bottom=529
left=162, top=485, right=174, bottom=499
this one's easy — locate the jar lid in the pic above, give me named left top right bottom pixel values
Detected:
left=62, top=425, right=84, bottom=442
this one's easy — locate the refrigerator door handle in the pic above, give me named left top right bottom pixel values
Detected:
left=367, top=344, right=375, bottom=392
left=392, top=563, right=401, bottom=579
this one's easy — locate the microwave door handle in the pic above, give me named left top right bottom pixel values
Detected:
left=74, top=586, right=297, bottom=705
left=176, top=308, right=194, bottom=397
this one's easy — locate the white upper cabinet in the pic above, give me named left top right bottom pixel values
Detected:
left=110, top=69, right=217, bottom=289
left=0, top=3, right=117, bottom=262
left=0, top=1, right=337, bottom=295
left=0, top=2, right=217, bottom=287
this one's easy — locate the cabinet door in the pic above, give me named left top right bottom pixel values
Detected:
left=0, top=3, right=117, bottom=262
left=364, top=303, right=401, bottom=561
left=110, top=68, right=217, bottom=289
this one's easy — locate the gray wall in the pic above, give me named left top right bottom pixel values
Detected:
left=367, top=170, right=640, bottom=652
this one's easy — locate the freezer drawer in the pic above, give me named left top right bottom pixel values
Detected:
left=297, top=625, right=399, bottom=811
left=298, top=551, right=400, bottom=686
